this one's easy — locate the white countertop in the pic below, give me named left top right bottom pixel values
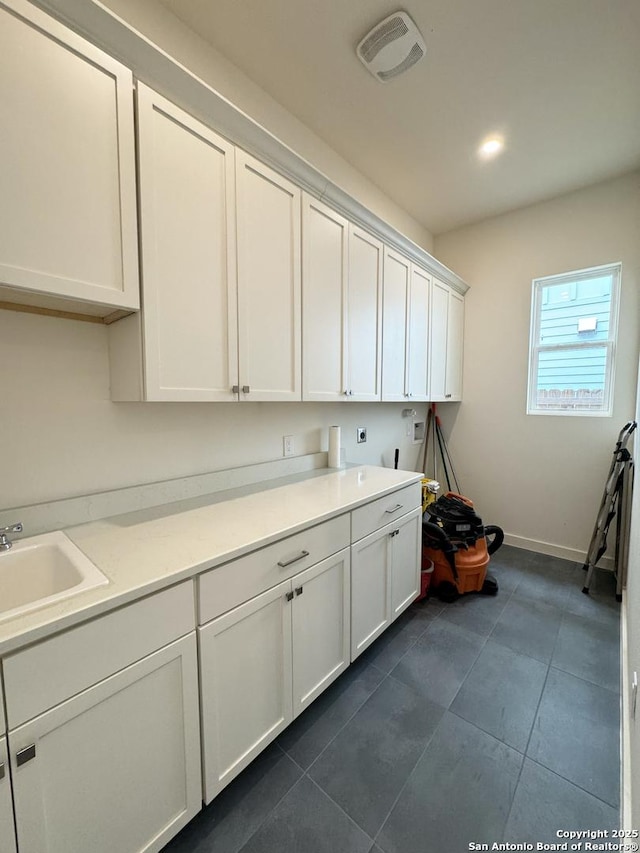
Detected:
left=0, top=465, right=422, bottom=655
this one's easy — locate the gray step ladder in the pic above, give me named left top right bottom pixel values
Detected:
left=582, top=421, right=636, bottom=601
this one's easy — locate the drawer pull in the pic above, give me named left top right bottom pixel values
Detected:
left=295, top=586, right=303, bottom=596
left=278, top=550, right=310, bottom=568
left=385, top=504, right=403, bottom=514
left=16, top=744, right=36, bottom=767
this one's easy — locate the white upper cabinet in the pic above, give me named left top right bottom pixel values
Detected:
left=430, top=277, right=465, bottom=401
left=110, top=92, right=304, bottom=403
left=134, top=84, right=237, bottom=402
left=405, top=264, right=430, bottom=401
left=382, top=248, right=430, bottom=401
left=446, top=290, right=465, bottom=400
left=236, top=152, right=302, bottom=401
left=302, top=195, right=383, bottom=402
left=302, top=195, right=348, bottom=401
left=346, top=226, right=383, bottom=401
left=0, top=0, right=139, bottom=315
left=382, top=248, right=411, bottom=402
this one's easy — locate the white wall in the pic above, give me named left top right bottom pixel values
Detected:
left=434, top=171, right=640, bottom=559
left=1, top=309, right=424, bottom=509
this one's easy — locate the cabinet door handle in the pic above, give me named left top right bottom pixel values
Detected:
left=285, top=591, right=294, bottom=602
left=389, top=529, right=400, bottom=538
left=278, top=550, right=310, bottom=568
left=232, top=385, right=240, bottom=393
left=242, top=385, right=250, bottom=394
left=0, top=763, right=5, bottom=780
left=385, top=504, right=403, bottom=514
left=16, top=744, right=36, bottom=767
left=295, top=586, right=303, bottom=596
left=445, top=393, right=452, bottom=399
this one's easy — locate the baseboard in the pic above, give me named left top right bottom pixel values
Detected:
left=621, top=593, right=631, bottom=827
left=503, top=532, right=615, bottom=570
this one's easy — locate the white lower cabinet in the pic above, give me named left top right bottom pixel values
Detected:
left=0, top=738, right=16, bottom=853
left=199, top=580, right=293, bottom=803
left=291, top=551, right=351, bottom=715
left=1, top=582, right=201, bottom=853
left=199, top=547, right=350, bottom=803
left=9, top=634, right=201, bottom=853
left=351, top=507, right=422, bottom=660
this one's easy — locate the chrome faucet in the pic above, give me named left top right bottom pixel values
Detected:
left=0, top=523, right=23, bottom=551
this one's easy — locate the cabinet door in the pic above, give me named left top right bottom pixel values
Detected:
left=0, top=738, right=16, bottom=853
left=199, top=581, right=293, bottom=803
left=347, top=226, right=383, bottom=401
left=137, top=84, right=238, bottom=401
left=9, top=635, right=201, bottom=853
left=406, top=265, right=430, bottom=401
left=390, top=508, right=422, bottom=619
left=291, top=548, right=350, bottom=717
left=236, top=152, right=301, bottom=401
left=382, top=248, right=410, bottom=401
left=445, top=291, right=465, bottom=401
left=0, top=0, right=138, bottom=313
left=302, top=195, right=348, bottom=401
left=429, top=277, right=449, bottom=401
left=351, top=525, right=393, bottom=659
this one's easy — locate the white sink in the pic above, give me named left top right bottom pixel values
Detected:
left=0, top=531, right=108, bottom=623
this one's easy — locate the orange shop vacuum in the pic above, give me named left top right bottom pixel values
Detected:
left=422, top=492, right=504, bottom=602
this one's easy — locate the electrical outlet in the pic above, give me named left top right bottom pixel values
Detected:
left=357, top=427, right=367, bottom=443
left=283, top=435, right=295, bottom=457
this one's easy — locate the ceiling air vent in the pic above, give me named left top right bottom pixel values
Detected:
left=356, top=11, right=426, bottom=82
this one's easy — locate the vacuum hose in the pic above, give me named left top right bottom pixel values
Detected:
left=422, top=521, right=459, bottom=580
left=484, top=524, right=504, bottom=555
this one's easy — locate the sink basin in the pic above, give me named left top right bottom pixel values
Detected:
left=0, top=531, right=108, bottom=622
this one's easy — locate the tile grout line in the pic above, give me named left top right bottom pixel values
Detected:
left=501, top=661, right=552, bottom=842
left=369, top=706, right=453, bottom=850
left=281, top=607, right=440, bottom=780
left=525, top=755, right=622, bottom=814
left=231, top=744, right=326, bottom=853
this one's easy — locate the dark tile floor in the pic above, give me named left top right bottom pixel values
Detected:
left=163, top=545, right=621, bottom=853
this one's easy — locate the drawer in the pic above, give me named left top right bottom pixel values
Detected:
left=198, top=514, right=350, bottom=624
left=351, top=483, right=421, bottom=543
left=3, top=580, right=195, bottom=729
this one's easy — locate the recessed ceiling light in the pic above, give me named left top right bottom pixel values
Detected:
left=478, top=136, right=504, bottom=160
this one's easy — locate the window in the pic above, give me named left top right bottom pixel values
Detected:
left=527, top=263, right=621, bottom=416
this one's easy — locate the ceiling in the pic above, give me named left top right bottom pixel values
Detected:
left=157, top=0, right=640, bottom=235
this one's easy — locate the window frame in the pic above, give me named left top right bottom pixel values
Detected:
left=526, top=262, right=621, bottom=417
